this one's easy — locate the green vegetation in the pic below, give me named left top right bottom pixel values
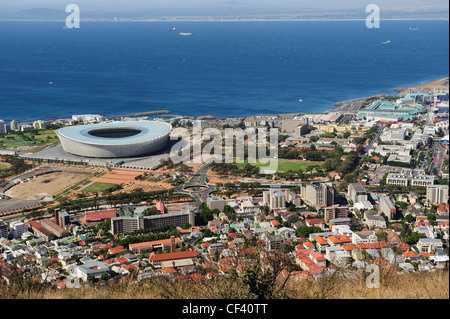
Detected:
left=82, top=182, right=120, bottom=193
left=0, top=129, right=59, bottom=149
left=236, top=159, right=322, bottom=173
left=0, top=155, right=32, bottom=180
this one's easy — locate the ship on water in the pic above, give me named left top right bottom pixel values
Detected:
left=168, top=27, right=176, bottom=31
left=180, top=32, right=193, bottom=36
left=381, top=40, right=391, bottom=44
left=409, top=27, right=419, bottom=31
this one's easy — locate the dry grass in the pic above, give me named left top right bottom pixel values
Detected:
left=1, top=269, right=448, bottom=300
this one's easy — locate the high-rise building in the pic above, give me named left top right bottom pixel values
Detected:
left=263, top=188, right=286, bottom=210
left=426, top=185, right=449, bottom=205
left=347, top=183, right=368, bottom=203
left=110, top=205, right=195, bottom=236
left=0, top=220, right=8, bottom=238
left=304, top=182, right=335, bottom=207
left=33, top=120, right=47, bottom=130
left=378, top=194, right=396, bottom=220
left=0, top=120, right=7, bottom=134
left=324, top=205, right=349, bottom=222
left=10, top=120, right=19, bottom=131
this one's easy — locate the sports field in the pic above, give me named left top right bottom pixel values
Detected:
left=237, top=159, right=322, bottom=172
left=82, top=182, right=119, bottom=193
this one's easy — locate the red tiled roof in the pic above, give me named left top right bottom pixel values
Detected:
left=108, top=246, right=126, bottom=255
left=306, top=218, right=324, bottom=225
left=303, top=241, right=315, bottom=248
left=116, top=256, right=129, bottom=264
left=163, top=267, right=177, bottom=274
left=149, top=250, right=199, bottom=262
left=315, top=237, right=328, bottom=246
left=403, top=250, right=417, bottom=257
left=28, top=221, right=53, bottom=237
left=327, top=235, right=351, bottom=244
left=342, top=244, right=358, bottom=251
left=271, top=220, right=281, bottom=227
left=84, top=210, right=117, bottom=222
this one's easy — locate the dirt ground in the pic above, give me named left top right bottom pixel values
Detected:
left=5, top=171, right=89, bottom=200
left=84, top=168, right=174, bottom=193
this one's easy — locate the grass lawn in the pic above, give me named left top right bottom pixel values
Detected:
left=0, top=129, right=59, bottom=149
left=0, top=162, right=11, bottom=171
left=82, top=182, right=119, bottom=193
left=237, top=159, right=322, bottom=172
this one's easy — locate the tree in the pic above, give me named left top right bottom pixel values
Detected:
left=403, top=214, right=415, bottom=223
left=296, top=225, right=322, bottom=238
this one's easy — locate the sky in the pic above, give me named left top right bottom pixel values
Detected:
left=1, top=0, right=449, bottom=10
left=0, top=0, right=448, bottom=19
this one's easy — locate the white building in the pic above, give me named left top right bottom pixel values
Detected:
left=263, top=188, right=286, bottom=210
left=426, top=185, right=449, bottom=205
left=9, top=221, right=28, bottom=239
left=76, top=260, right=110, bottom=281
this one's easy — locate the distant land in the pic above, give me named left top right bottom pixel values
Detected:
left=0, top=6, right=448, bottom=21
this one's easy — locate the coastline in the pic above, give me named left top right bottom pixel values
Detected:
left=2, top=76, right=448, bottom=124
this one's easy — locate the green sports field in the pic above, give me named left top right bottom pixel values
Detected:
left=82, top=182, right=119, bottom=193
left=237, top=159, right=322, bottom=172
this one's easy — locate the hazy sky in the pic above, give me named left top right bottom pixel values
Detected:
left=1, top=0, right=449, bottom=10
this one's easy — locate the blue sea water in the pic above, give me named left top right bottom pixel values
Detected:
left=0, top=20, right=448, bottom=122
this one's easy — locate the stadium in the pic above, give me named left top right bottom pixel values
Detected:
left=55, top=121, right=172, bottom=158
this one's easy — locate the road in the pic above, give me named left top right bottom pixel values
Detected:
left=428, top=138, right=447, bottom=175
left=173, top=162, right=217, bottom=206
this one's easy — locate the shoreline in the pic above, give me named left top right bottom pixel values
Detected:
left=2, top=76, right=448, bottom=124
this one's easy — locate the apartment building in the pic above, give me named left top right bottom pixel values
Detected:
left=303, top=182, right=335, bottom=207
left=378, top=194, right=397, bottom=220
left=347, top=183, right=368, bottom=203
left=111, top=205, right=195, bottom=235
left=426, top=185, right=449, bottom=205
left=263, top=188, right=286, bottom=210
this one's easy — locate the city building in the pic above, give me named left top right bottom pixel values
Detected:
left=84, top=210, right=118, bottom=223
left=76, top=260, right=110, bottom=281
left=417, top=238, right=444, bottom=254
left=0, top=220, right=8, bottom=238
left=303, top=182, right=335, bottom=207
left=347, top=183, right=368, bottom=203
left=9, top=221, right=28, bottom=239
left=324, top=206, right=349, bottom=222
left=364, top=210, right=387, bottom=229
left=426, top=185, right=449, bottom=205
left=263, top=188, right=286, bottom=210
left=0, top=120, right=7, bottom=134
left=33, top=120, right=47, bottom=130
left=207, top=196, right=226, bottom=212
left=386, top=169, right=435, bottom=187
left=10, top=120, right=19, bottom=131
left=129, top=237, right=182, bottom=254
left=111, top=205, right=195, bottom=235
left=378, top=194, right=397, bottom=220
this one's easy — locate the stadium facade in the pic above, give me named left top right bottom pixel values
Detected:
left=56, top=121, right=172, bottom=158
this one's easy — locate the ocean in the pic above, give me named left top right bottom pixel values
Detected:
left=0, top=20, right=448, bottom=122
